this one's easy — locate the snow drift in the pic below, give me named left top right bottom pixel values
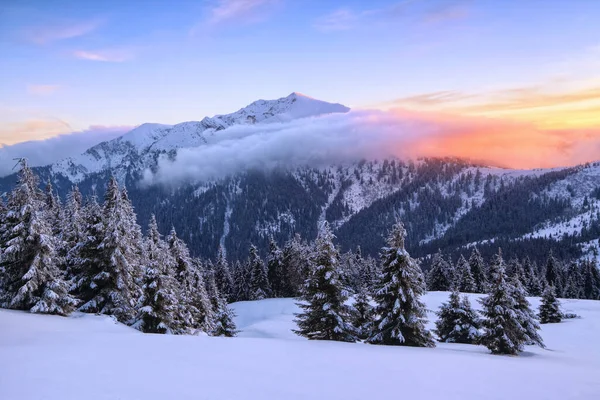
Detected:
left=1, top=293, right=599, bottom=400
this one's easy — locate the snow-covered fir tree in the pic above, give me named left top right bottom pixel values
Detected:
left=211, top=295, right=238, bottom=337
left=367, top=222, right=434, bottom=347
left=539, top=285, right=562, bottom=324
left=455, top=254, right=476, bottom=293
left=70, top=194, right=103, bottom=294
left=510, top=276, right=544, bottom=347
left=582, top=259, right=600, bottom=300
left=356, top=247, right=378, bottom=291
left=294, top=222, right=356, bottom=342
left=133, top=215, right=183, bottom=334
left=468, top=247, right=488, bottom=293
left=563, top=262, right=583, bottom=299
left=61, top=186, right=84, bottom=276
left=427, top=250, right=453, bottom=291
left=351, top=286, right=374, bottom=340
left=266, top=239, right=288, bottom=298
left=167, top=226, right=214, bottom=333
left=247, top=244, right=271, bottom=300
left=213, top=246, right=234, bottom=301
left=0, top=159, right=75, bottom=315
left=545, top=251, right=562, bottom=295
left=231, top=260, right=249, bottom=302
left=479, top=249, right=543, bottom=355
left=77, top=177, right=142, bottom=322
left=434, top=291, right=481, bottom=344
left=281, top=234, right=310, bottom=296
left=43, top=179, right=62, bottom=237
left=523, top=256, right=542, bottom=296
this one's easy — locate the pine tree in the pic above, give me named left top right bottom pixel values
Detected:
left=294, top=222, right=356, bottom=342
left=545, top=251, right=562, bottom=295
left=213, top=246, right=234, bottom=301
left=427, top=251, right=452, bottom=291
left=523, top=256, right=542, bottom=296
left=211, top=295, right=238, bottom=337
left=581, top=259, right=600, bottom=300
left=468, top=247, right=488, bottom=293
left=247, top=244, right=271, bottom=300
left=281, top=234, right=310, bottom=296
left=367, top=222, right=434, bottom=347
left=71, top=194, right=104, bottom=297
left=133, top=215, right=183, bottom=334
left=0, top=159, right=75, bottom=315
left=231, top=260, right=249, bottom=301
left=434, top=291, right=481, bottom=344
left=539, top=285, right=562, bottom=324
left=77, top=177, right=141, bottom=322
left=455, top=254, right=476, bottom=293
left=351, top=286, right=374, bottom=340
left=62, top=186, right=84, bottom=278
left=510, top=276, right=544, bottom=347
left=43, top=179, right=62, bottom=237
left=167, top=227, right=214, bottom=332
left=479, top=249, right=544, bottom=355
left=563, top=261, right=583, bottom=299
left=266, top=239, right=287, bottom=298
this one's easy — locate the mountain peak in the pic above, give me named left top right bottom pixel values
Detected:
left=287, top=92, right=314, bottom=100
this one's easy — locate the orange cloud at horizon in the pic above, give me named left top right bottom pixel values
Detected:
left=387, top=109, right=600, bottom=169
left=384, top=84, right=600, bottom=131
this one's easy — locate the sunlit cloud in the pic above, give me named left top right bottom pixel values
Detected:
left=25, top=19, right=104, bottom=45
left=382, top=84, right=600, bottom=130
left=73, top=49, right=134, bottom=62
left=0, top=119, right=73, bottom=146
left=26, top=84, right=61, bottom=96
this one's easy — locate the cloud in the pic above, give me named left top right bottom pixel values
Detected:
left=208, top=0, right=276, bottom=25
left=0, top=126, right=131, bottom=177
left=73, top=49, right=134, bottom=62
left=0, top=119, right=73, bottom=146
left=26, top=84, right=61, bottom=96
left=190, top=0, right=278, bottom=34
left=313, top=9, right=362, bottom=32
left=25, top=19, right=103, bottom=45
left=423, top=1, right=470, bottom=25
left=141, top=109, right=600, bottom=187
left=384, top=84, right=600, bottom=130
left=313, top=1, right=467, bottom=33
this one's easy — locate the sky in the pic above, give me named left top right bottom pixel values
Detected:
left=1, top=0, right=600, bottom=168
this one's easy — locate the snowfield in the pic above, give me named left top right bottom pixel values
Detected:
left=1, top=293, right=599, bottom=400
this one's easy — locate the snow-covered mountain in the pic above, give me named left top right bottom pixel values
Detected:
left=49, top=92, right=350, bottom=182
left=0, top=93, right=599, bottom=265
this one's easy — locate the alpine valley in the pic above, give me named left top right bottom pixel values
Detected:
left=1, top=93, right=599, bottom=265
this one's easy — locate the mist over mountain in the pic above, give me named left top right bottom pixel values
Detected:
left=1, top=93, right=599, bottom=265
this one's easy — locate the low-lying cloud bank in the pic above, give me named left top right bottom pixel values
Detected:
left=142, top=109, right=600, bottom=186
left=0, top=126, right=130, bottom=177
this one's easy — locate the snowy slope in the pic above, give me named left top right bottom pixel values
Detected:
left=2, top=294, right=599, bottom=400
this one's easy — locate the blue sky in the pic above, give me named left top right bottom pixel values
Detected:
left=1, top=0, right=599, bottom=145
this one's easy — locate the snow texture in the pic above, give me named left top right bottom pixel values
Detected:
left=2, top=293, right=599, bottom=400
